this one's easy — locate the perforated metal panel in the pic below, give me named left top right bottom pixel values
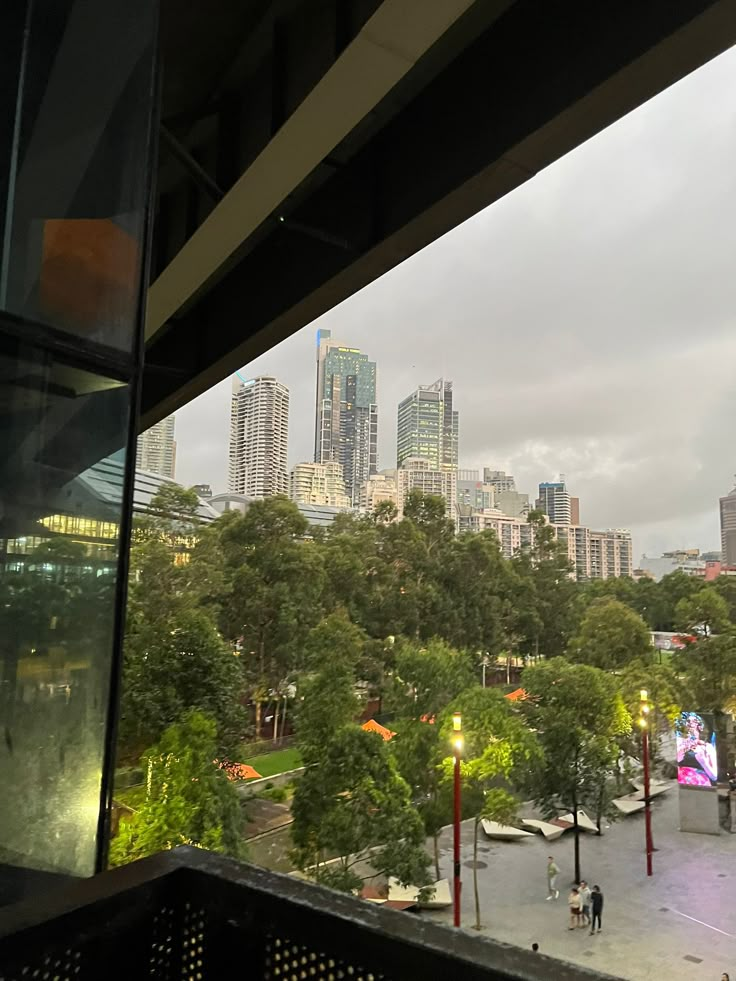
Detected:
left=0, top=947, right=81, bottom=981
left=264, top=935, right=385, bottom=981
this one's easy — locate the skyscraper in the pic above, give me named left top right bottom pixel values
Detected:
left=314, top=329, right=378, bottom=504
left=229, top=376, right=289, bottom=498
left=397, top=379, right=458, bottom=471
left=536, top=478, right=572, bottom=525
left=720, top=481, right=736, bottom=565
left=136, top=414, right=176, bottom=479
left=290, top=461, right=350, bottom=508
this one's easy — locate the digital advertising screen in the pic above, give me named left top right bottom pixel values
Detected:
left=675, top=711, right=718, bottom=788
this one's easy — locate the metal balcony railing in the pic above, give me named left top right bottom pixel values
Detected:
left=0, top=848, right=618, bottom=980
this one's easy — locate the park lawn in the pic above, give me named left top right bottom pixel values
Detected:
left=243, top=747, right=303, bottom=778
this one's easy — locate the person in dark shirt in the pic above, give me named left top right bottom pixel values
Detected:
left=589, top=885, right=603, bottom=935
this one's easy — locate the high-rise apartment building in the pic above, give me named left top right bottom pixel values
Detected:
left=720, top=483, right=736, bottom=566
left=477, top=469, right=528, bottom=517
left=136, top=415, right=176, bottom=479
left=229, top=376, right=289, bottom=498
left=536, top=478, right=572, bottom=525
left=588, top=529, right=634, bottom=579
left=359, top=471, right=398, bottom=513
left=483, top=469, right=516, bottom=493
left=397, top=379, right=458, bottom=472
left=290, top=461, right=350, bottom=508
left=314, top=330, right=378, bottom=504
left=396, top=457, right=457, bottom=524
left=457, top=470, right=496, bottom=510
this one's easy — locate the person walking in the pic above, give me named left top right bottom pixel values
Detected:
left=568, top=887, right=582, bottom=930
left=578, top=881, right=592, bottom=927
left=590, top=885, right=603, bottom=935
left=546, top=856, right=560, bottom=900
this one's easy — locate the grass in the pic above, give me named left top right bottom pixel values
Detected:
left=242, top=747, right=303, bottom=778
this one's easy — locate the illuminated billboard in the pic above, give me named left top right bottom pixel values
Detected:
left=675, top=711, right=717, bottom=787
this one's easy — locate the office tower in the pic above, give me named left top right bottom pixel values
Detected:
left=229, top=376, right=289, bottom=498
left=396, top=457, right=457, bottom=524
left=479, top=469, right=528, bottom=517
left=314, top=329, right=378, bottom=504
left=536, top=477, right=572, bottom=525
left=136, top=414, right=176, bottom=479
left=720, top=482, right=736, bottom=565
left=397, top=379, right=458, bottom=471
left=290, top=461, right=350, bottom=508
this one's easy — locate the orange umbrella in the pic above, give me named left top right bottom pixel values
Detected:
left=505, top=688, right=528, bottom=701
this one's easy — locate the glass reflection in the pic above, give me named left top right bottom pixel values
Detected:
left=0, top=341, right=129, bottom=879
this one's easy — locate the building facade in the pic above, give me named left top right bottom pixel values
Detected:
left=536, top=479, right=572, bottom=525
left=135, top=414, right=176, bottom=479
left=457, top=470, right=496, bottom=510
left=229, top=376, right=289, bottom=498
left=720, top=484, right=736, bottom=566
left=290, top=461, right=351, bottom=508
left=397, top=379, right=458, bottom=472
left=588, top=529, right=634, bottom=579
left=314, top=329, right=377, bottom=504
left=397, top=457, right=457, bottom=523
left=359, top=471, right=398, bottom=513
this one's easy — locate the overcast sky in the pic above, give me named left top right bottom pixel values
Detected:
left=175, top=45, right=736, bottom=561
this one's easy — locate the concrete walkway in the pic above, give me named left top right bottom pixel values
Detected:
left=427, top=788, right=736, bottom=980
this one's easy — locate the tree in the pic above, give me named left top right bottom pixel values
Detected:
left=440, top=687, right=538, bottom=930
left=215, top=498, right=327, bottom=735
left=290, top=725, right=432, bottom=895
left=110, top=712, right=246, bottom=867
left=512, top=510, right=578, bottom=658
left=521, top=659, right=631, bottom=883
left=675, top=587, right=730, bottom=638
left=675, top=634, right=736, bottom=715
left=119, top=607, right=246, bottom=761
left=385, top=638, right=473, bottom=720
left=295, top=613, right=363, bottom=765
left=570, top=598, right=652, bottom=670
left=658, top=571, right=705, bottom=630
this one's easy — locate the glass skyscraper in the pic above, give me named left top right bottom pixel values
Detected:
left=314, top=330, right=377, bottom=504
left=397, top=379, right=458, bottom=472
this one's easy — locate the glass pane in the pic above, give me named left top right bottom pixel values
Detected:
left=0, top=333, right=130, bottom=880
left=0, top=0, right=156, bottom=353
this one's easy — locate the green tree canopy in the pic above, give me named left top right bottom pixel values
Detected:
left=570, top=598, right=652, bottom=670
left=385, top=638, right=474, bottom=720
left=291, top=725, right=432, bottom=895
left=521, top=659, right=631, bottom=882
left=675, top=587, right=730, bottom=638
left=110, top=712, right=246, bottom=867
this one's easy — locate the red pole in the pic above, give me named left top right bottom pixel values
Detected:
left=642, top=726, right=653, bottom=876
left=453, top=747, right=462, bottom=926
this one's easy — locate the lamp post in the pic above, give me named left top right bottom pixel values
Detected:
left=452, top=711, right=463, bottom=927
left=639, top=689, right=653, bottom=877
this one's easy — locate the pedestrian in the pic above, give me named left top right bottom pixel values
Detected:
left=531, top=943, right=539, bottom=952
left=578, top=880, right=592, bottom=927
left=568, top=887, right=582, bottom=930
left=721, top=974, right=729, bottom=980
left=546, top=856, right=560, bottom=900
left=590, top=885, right=603, bottom=935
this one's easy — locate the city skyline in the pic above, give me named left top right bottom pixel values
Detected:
left=173, top=45, right=736, bottom=558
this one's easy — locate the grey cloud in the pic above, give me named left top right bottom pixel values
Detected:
left=176, top=45, right=736, bottom=558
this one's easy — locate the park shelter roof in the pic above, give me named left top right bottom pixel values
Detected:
left=361, top=720, right=395, bottom=741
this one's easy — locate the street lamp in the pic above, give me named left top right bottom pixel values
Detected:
left=639, top=689, right=653, bottom=876
left=452, top=711, right=463, bottom=927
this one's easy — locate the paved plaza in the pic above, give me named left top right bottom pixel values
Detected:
left=427, top=786, right=736, bottom=980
